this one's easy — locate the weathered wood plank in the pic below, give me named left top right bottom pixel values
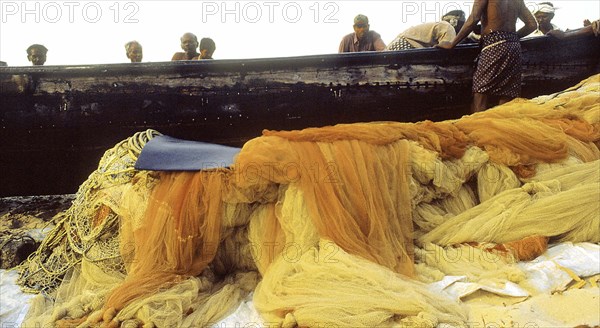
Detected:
left=0, top=34, right=598, bottom=196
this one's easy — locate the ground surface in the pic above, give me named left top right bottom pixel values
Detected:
left=0, top=194, right=74, bottom=269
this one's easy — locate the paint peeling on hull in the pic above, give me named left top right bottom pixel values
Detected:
left=1, top=34, right=598, bottom=196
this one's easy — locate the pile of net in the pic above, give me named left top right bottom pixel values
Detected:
left=17, top=74, right=599, bottom=327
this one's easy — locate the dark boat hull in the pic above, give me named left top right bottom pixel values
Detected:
left=1, top=34, right=599, bottom=196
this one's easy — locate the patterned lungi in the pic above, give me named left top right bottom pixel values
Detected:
left=472, top=31, right=522, bottom=98
left=387, top=36, right=415, bottom=51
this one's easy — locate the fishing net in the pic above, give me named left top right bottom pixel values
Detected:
left=18, top=74, right=600, bottom=327
left=17, top=130, right=159, bottom=296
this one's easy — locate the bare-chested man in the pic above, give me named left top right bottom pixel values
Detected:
left=437, top=0, right=537, bottom=112
left=171, top=33, right=200, bottom=61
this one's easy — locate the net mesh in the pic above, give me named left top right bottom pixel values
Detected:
left=17, top=130, right=160, bottom=296
left=17, top=74, right=600, bottom=327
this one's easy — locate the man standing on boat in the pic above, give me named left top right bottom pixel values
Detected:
left=171, top=33, right=200, bottom=60
left=437, top=0, right=537, bottom=112
left=339, top=14, right=386, bottom=53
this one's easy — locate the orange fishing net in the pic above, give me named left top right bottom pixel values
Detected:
left=102, top=171, right=227, bottom=319
left=19, top=74, right=600, bottom=327
left=235, top=136, right=416, bottom=276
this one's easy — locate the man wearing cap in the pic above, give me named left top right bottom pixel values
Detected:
left=436, top=0, right=537, bottom=113
left=386, top=10, right=465, bottom=51
left=528, top=2, right=560, bottom=36
left=339, top=14, right=386, bottom=53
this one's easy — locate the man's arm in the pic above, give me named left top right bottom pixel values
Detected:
left=437, top=0, right=487, bottom=49
left=372, top=32, right=386, bottom=51
left=339, top=35, right=349, bottom=53
left=516, top=0, right=537, bottom=38
left=548, top=20, right=600, bottom=39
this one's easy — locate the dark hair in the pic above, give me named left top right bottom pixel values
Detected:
left=181, top=32, right=198, bottom=42
left=26, top=44, right=48, bottom=55
left=200, top=38, right=216, bottom=52
left=443, top=10, right=465, bottom=19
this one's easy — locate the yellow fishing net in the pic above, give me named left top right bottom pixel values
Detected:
left=17, top=130, right=159, bottom=295
left=18, top=74, right=600, bottom=327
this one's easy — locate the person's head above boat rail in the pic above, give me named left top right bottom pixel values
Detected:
left=26, top=44, right=47, bottom=66
left=529, top=2, right=560, bottom=36
left=199, top=38, right=216, bottom=60
left=353, top=14, right=370, bottom=39
left=125, top=41, right=143, bottom=63
left=338, top=14, right=386, bottom=53
left=171, top=32, right=200, bottom=61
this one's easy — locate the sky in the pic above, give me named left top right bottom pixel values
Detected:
left=1, top=0, right=598, bottom=66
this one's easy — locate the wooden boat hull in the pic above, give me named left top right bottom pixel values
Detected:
left=1, top=34, right=599, bottom=196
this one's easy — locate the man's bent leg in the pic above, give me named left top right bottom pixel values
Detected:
left=472, top=93, right=488, bottom=113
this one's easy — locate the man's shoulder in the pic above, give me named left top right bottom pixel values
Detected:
left=368, top=30, right=382, bottom=39
left=341, top=32, right=355, bottom=40
left=367, top=30, right=384, bottom=44
left=171, top=52, right=185, bottom=60
left=437, top=21, right=453, bottom=28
